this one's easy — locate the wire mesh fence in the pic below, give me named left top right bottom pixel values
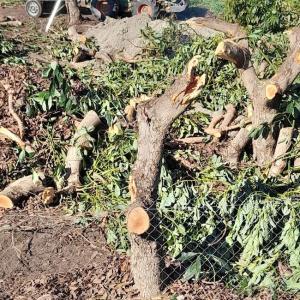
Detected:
left=121, top=156, right=300, bottom=299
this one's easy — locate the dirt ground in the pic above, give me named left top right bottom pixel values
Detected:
left=0, top=206, right=251, bottom=300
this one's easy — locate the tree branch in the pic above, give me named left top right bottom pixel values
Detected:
left=128, top=56, right=206, bottom=299
left=268, top=28, right=300, bottom=96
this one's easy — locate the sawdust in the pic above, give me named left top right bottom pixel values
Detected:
left=86, top=14, right=169, bottom=60
left=86, top=14, right=218, bottom=61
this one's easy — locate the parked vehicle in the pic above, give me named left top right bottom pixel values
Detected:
left=25, top=0, right=188, bottom=19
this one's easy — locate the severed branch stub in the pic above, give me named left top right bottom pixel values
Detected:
left=65, top=110, right=101, bottom=191
left=127, top=206, right=150, bottom=235
left=0, top=172, right=48, bottom=209
left=215, top=40, right=250, bottom=68
left=128, top=56, right=206, bottom=299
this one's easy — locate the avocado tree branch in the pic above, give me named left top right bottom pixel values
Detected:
left=127, top=56, right=206, bottom=299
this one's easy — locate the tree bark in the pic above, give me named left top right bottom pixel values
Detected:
left=66, top=0, right=81, bottom=26
left=128, top=57, right=206, bottom=299
left=269, top=127, right=294, bottom=177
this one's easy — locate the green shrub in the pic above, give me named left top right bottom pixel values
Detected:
left=224, top=0, right=283, bottom=33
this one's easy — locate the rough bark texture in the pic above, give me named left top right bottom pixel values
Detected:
left=193, top=18, right=300, bottom=165
left=128, top=58, right=206, bottom=299
left=269, top=127, right=294, bottom=177
left=66, top=0, right=81, bottom=26
left=0, top=172, right=47, bottom=208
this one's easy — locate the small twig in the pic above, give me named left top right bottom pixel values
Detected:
left=173, top=137, right=206, bottom=144
left=185, top=103, right=214, bottom=116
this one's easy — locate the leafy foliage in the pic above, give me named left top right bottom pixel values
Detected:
left=22, top=21, right=300, bottom=295
left=224, top=0, right=300, bottom=33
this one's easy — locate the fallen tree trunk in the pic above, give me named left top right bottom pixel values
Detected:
left=0, top=172, right=47, bottom=208
left=127, top=56, right=206, bottom=299
left=65, top=110, right=101, bottom=190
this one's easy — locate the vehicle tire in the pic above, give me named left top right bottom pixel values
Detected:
left=131, top=0, right=159, bottom=18
left=25, top=0, right=43, bottom=18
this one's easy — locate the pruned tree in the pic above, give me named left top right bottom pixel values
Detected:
left=126, top=16, right=300, bottom=298
left=127, top=56, right=206, bottom=299
left=189, top=18, right=300, bottom=168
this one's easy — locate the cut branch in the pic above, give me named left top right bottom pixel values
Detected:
left=65, top=110, right=101, bottom=190
left=1, top=82, right=24, bottom=139
left=269, top=127, right=294, bottom=177
left=128, top=56, right=206, bottom=299
left=223, top=127, right=251, bottom=166
left=188, top=17, right=245, bottom=38
left=215, top=40, right=250, bottom=68
left=0, top=127, right=33, bottom=153
left=270, top=28, right=300, bottom=93
left=0, top=172, right=48, bottom=208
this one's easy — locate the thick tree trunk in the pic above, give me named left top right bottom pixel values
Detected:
left=66, top=0, right=80, bottom=26
left=252, top=96, right=278, bottom=165
left=127, top=58, right=206, bottom=299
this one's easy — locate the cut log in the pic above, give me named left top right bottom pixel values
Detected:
left=0, top=172, right=47, bottom=208
left=269, top=127, right=293, bottom=177
left=215, top=40, right=249, bottom=68
left=127, top=207, right=150, bottom=235
left=65, top=110, right=101, bottom=190
left=41, top=187, right=56, bottom=205
left=266, top=83, right=280, bottom=100
left=129, top=57, right=206, bottom=299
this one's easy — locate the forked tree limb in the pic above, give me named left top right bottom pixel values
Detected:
left=128, top=57, right=206, bottom=299
left=65, top=110, right=101, bottom=190
left=204, top=111, right=223, bottom=138
left=269, top=127, right=294, bottom=177
left=0, top=172, right=47, bottom=208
